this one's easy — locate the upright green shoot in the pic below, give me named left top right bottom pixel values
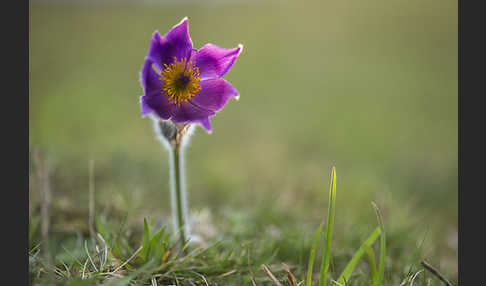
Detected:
left=371, top=202, right=386, bottom=286
left=319, top=166, right=337, bottom=286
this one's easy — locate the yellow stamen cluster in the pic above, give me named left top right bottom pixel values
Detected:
left=159, top=57, right=202, bottom=106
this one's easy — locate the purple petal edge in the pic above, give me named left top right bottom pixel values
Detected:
left=147, top=17, right=193, bottom=68
left=191, top=78, right=239, bottom=112
left=140, top=58, right=162, bottom=97
left=140, top=95, right=174, bottom=120
left=198, top=117, right=213, bottom=131
left=171, top=100, right=215, bottom=125
left=140, top=95, right=152, bottom=116
left=192, top=43, right=243, bottom=80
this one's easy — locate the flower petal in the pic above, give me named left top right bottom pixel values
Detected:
left=198, top=117, right=212, bottom=131
left=147, top=18, right=193, bottom=69
left=191, top=79, right=239, bottom=112
left=140, top=94, right=176, bottom=120
left=139, top=58, right=175, bottom=119
left=171, top=101, right=215, bottom=124
left=140, top=58, right=162, bottom=97
left=192, top=43, right=243, bottom=80
left=140, top=95, right=154, bottom=116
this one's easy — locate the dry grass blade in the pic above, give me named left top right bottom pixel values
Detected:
left=216, top=269, right=237, bottom=278
left=262, top=264, right=284, bottom=286
left=97, top=233, right=109, bottom=271
left=409, top=269, right=424, bottom=286
left=82, top=258, right=89, bottom=279
left=84, top=240, right=99, bottom=272
left=162, top=249, right=171, bottom=263
left=282, top=263, right=298, bottom=286
left=191, top=271, right=209, bottom=286
left=89, top=159, right=96, bottom=242
left=399, top=275, right=411, bottom=286
left=110, top=246, right=143, bottom=275
left=421, top=260, right=454, bottom=286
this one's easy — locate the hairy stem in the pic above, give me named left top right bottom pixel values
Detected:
left=171, top=144, right=188, bottom=249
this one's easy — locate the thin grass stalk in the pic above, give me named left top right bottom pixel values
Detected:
left=33, top=149, right=54, bottom=284
left=319, top=167, right=337, bottom=286
left=420, top=260, right=454, bottom=286
left=371, top=202, right=386, bottom=286
left=306, top=221, right=325, bottom=286
left=366, top=245, right=378, bottom=285
left=336, top=226, right=381, bottom=284
left=89, top=159, right=96, bottom=244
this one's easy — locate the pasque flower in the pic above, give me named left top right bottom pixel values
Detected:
left=140, top=17, right=243, bottom=131
left=139, top=18, right=244, bottom=249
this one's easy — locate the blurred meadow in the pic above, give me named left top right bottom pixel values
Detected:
left=29, top=0, right=457, bottom=284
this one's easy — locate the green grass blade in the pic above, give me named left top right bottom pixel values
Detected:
left=148, top=227, right=166, bottom=261
left=140, top=218, right=151, bottom=261
left=371, top=202, right=386, bottom=286
left=366, top=245, right=378, bottom=285
left=306, top=221, right=325, bottom=286
left=318, top=166, right=337, bottom=286
left=336, top=227, right=381, bottom=284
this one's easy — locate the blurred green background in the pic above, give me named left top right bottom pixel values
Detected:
left=29, top=0, right=457, bottom=281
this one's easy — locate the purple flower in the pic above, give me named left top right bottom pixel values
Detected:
left=140, top=17, right=243, bottom=131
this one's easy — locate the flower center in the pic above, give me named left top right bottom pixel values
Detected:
left=159, top=57, right=201, bottom=106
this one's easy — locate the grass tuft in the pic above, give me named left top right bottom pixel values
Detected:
left=28, top=165, right=457, bottom=285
